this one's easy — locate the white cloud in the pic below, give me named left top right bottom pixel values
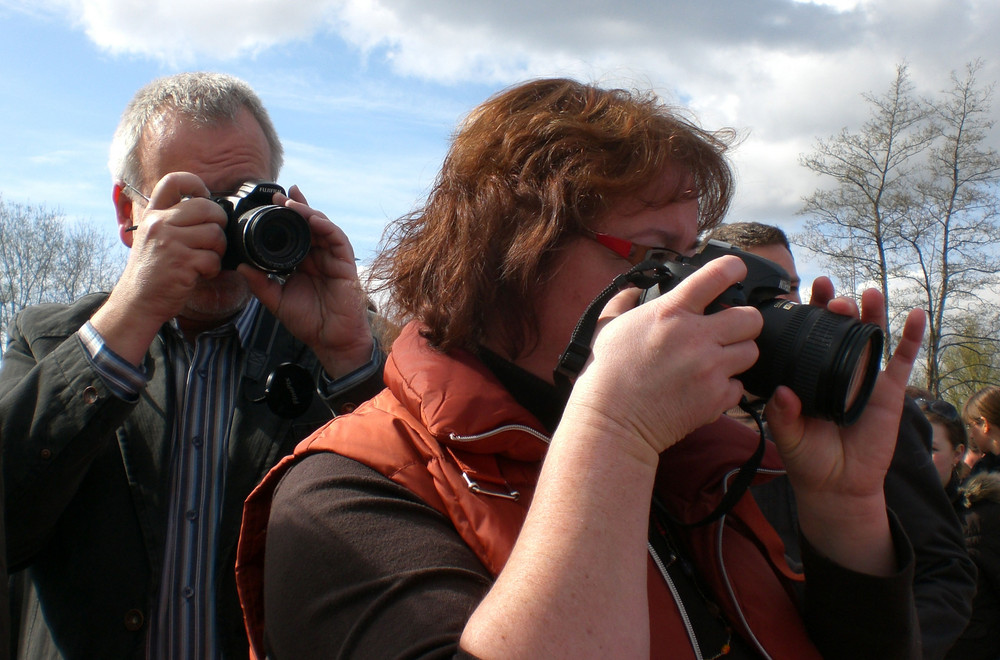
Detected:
left=22, top=0, right=332, bottom=64
left=38, top=0, right=998, bottom=151
left=30, top=0, right=1000, bottom=126
left=792, top=0, right=861, bottom=9
left=16, top=0, right=1000, bottom=279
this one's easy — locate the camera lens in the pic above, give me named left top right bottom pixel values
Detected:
left=236, top=205, right=311, bottom=274
left=739, top=300, right=883, bottom=426
left=837, top=322, right=877, bottom=414
left=260, top=222, right=292, bottom=253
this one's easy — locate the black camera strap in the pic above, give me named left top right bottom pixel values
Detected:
left=553, top=258, right=671, bottom=394
left=553, top=260, right=766, bottom=528
left=244, top=308, right=316, bottom=419
left=679, top=400, right=766, bottom=528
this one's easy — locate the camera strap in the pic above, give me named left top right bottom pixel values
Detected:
left=244, top=308, right=316, bottom=419
left=553, top=260, right=766, bottom=528
left=677, top=400, right=766, bottom=528
left=553, top=258, right=672, bottom=394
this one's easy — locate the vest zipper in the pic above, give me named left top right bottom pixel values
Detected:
left=648, top=541, right=705, bottom=660
left=460, top=471, right=521, bottom=501
left=448, top=424, right=551, bottom=444
left=448, top=425, right=550, bottom=501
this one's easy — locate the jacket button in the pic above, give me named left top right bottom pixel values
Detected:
left=40, top=449, right=52, bottom=460
left=124, top=609, right=145, bottom=631
left=83, top=386, right=99, bottom=404
left=338, top=402, right=357, bottom=414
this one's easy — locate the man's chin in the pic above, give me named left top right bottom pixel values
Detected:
left=182, top=273, right=253, bottom=325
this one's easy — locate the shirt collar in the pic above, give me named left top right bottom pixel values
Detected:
left=165, top=297, right=260, bottom=349
left=232, top=298, right=261, bottom=349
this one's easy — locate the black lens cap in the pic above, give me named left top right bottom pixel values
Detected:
left=264, top=362, right=314, bottom=418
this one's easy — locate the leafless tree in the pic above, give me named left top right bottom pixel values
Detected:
left=933, top=310, right=1000, bottom=405
left=797, top=64, right=936, bottom=362
left=0, top=195, right=124, bottom=348
left=797, top=63, right=1000, bottom=397
left=894, top=61, right=1000, bottom=395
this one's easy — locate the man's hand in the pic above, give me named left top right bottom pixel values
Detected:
left=240, top=185, right=374, bottom=378
left=93, top=172, right=228, bottom=364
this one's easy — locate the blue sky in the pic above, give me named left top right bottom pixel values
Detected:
left=0, top=3, right=494, bottom=262
left=2, top=0, right=999, bottom=288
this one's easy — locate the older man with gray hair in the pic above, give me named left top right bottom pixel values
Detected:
left=0, top=72, right=382, bottom=659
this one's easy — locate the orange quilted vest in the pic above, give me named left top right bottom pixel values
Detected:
left=237, top=322, right=822, bottom=659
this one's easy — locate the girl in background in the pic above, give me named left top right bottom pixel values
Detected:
left=917, top=398, right=966, bottom=510
left=945, top=386, right=1000, bottom=659
left=964, top=386, right=1000, bottom=476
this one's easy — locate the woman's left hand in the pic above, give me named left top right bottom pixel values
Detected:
left=765, top=284, right=926, bottom=575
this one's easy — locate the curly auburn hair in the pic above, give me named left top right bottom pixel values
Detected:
left=370, top=78, right=737, bottom=356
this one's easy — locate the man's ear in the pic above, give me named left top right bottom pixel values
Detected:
left=113, top=183, right=136, bottom=247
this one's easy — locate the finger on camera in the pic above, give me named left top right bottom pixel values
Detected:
left=808, top=276, right=835, bottom=307
left=711, top=305, right=763, bottom=345
left=174, top=197, right=229, bottom=228
left=723, top=338, right=760, bottom=376
left=308, top=215, right=355, bottom=259
left=239, top=265, right=281, bottom=304
left=197, top=250, right=227, bottom=276
left=283, top=197, right=330, bottom=228
left=148, top=172, right=211, bottom=209
left=598, top=287, right=643, bottom=321
left=287, top=184, right=309, bottom=206
left=764, top=386, right=805, bottom=443
left=144, top=218, right=227, bottom=254
left=670, top=254, right=747, bottom=313
left=824, top=294, right=861, bottom=320
left=853, top=309, right=923, bottom=417
left=141, top=199, right=227, bottom=234
left=858, top=288, right=887, bottom=328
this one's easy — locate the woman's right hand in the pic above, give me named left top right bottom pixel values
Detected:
left=566, top=254, right=764, bottom=461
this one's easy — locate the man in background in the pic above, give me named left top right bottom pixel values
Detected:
left=0, top=72, right=383, bottom=659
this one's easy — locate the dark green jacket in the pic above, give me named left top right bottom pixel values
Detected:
left=0, top=293, right=366, bottom=659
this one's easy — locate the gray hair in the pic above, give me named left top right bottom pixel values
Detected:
left=108, top=72, right=283, bottom=191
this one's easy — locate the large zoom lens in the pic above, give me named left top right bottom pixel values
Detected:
left=231, top=205, right=311, bottom=275
left=627, top=240, right=885, bottom=425
left=739, top=299, right=883, bottom=426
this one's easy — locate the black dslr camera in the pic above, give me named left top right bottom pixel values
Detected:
left=637, top=240, right=884, bottom=426
left=214, top=182, right=311, bottom=275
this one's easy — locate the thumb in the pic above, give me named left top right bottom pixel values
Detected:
left=239, top=265, right=282, bottom=312
left=591, top=287, right=642, bottom=342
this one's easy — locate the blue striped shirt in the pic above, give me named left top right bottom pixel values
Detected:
left=81, top=299, right=259, bottom=659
